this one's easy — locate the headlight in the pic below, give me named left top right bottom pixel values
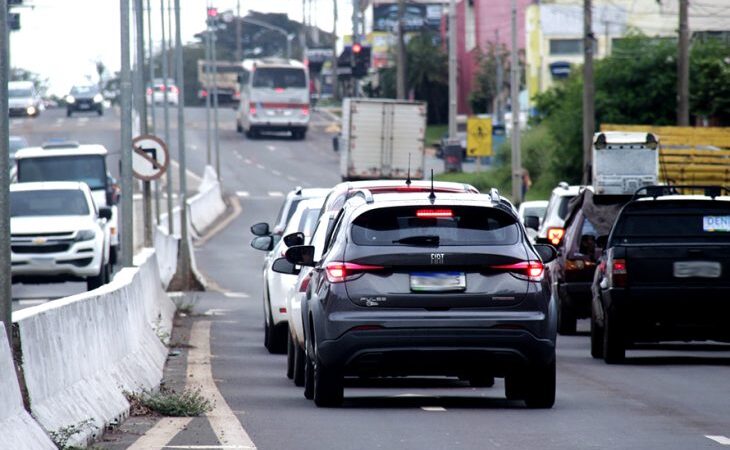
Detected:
left=26, top=106, right=36, bottom=115
left=75, top=230, right=96, bottom=241
left=93, top=93, right=103, bottom=103
left=66, top=95, right=75, bottom=104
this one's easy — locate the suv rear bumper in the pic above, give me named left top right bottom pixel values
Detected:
left=318, top=327, right=555, bottom=377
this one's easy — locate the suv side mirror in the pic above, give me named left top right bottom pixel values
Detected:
left=524, top=215, right=540, bottom=231
left=251, top=235, right=274, bottom=251
left=534, top=244, right=558, bottom=264
left=596, top=235, right=609, bottom=249
left=98, top=206, right=113, bottom=220
left=272, top=257, right=299, bottom=275
left=285, top=245, right=315, bottom=266
left=283, top=232, right=305, bottom=247
left=251, top=222, right=270, bottom=236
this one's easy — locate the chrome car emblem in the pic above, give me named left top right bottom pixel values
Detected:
left=32, top=237, right=48, bottom=245
left=430, top=253, right=444, bottom=265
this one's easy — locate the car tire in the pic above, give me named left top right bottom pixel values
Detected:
left=313, top=345, right=343, bottom=407
left=286, top=331, right=295, bottom=380
left=467, top=374, right=495, bottom=388
left=523, top=359, right=556, bottom=409
left=98, top=108, right=103, bottom=116
left=303, top=336, right=315, bottom=400
left=87, top=264, right=107, bottom=291
left=236, top=121, right=243, bottom=133
left=505, top=373, right=526, bottom=401
left=246, top=128, right=258, bottom=139
left=557, top=296, right=577, bottom=335
left=110, top=246, right=118, bottom=266
left=590, top=305, right=604, bottom=359
left=603, top=308, right=626, bottom=364
left=67, top=110, right=72, bottom=117
left=293, top=341, right=306, bottom=387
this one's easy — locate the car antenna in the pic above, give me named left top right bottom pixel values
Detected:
left=428, top=169, right=436, bottom=203
left=405, top=153, right=412, bottom=186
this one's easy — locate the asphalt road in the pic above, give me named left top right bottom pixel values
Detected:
left=13, top=106, right=730, bottom=449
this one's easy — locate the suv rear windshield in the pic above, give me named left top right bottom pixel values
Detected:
left=612, top=203, right=730, bottom=243
left=11, top=190, right=89, bottom=217
left=351, top=206, right=519, bottom=246
left=17, top=155, right=107, bottom=190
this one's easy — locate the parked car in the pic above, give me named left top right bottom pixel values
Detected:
left=536, top=183, right=584, bottom=246
left=9, top=80, right=43, bottom=118
left=9, top=136, right=29, bottom=166
left=591, top=186, right=730, bottom=363
left=276, top=190, right=558, bottom=408
left=66, top=85, right=104, bottom=117
left=518, top=200, right=548, bottom=243
left=10, top=182, right=113, bottom=291
left=251, top=196, right=326, bottom=354
left=547, top=190, right=631, bottom=334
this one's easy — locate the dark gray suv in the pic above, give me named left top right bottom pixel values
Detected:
left=278, top=191, right=558, bottom=408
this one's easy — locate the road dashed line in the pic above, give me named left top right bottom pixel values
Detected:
left=707, top=436, right=730, bottom=446
left=255, top=164, right=265, bottom=170
left=267, top=191, right=283, bottom=197
left=223, top=292, right=250, bottom=299
left=244, top=158, right=252, bottom=165
left=286, top=176, right=297, bottom=182
left=271, top=170, right=282, bottom=176
left=235, top=191, right=249, bottom=197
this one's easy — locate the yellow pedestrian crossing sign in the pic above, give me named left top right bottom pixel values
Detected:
left=467, top=116, right=493, bottom=157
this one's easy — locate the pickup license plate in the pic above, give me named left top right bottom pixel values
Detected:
left=410, top=272, right=466, bottom=292
left=78, top=103, right=90, bottom=109
left=673, top=261, right=721, bottom=278
left=31, top=256, right=55, bottom=266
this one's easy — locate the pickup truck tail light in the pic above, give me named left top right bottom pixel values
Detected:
left=610, top=258, right=627, bottom=287
left=547, top=227, right=565, bottom=246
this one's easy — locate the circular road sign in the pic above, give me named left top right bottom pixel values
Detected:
left=132, top=134, right=169, bottom=181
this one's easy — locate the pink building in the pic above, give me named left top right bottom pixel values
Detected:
left=457, top=0, right=532, bottom=115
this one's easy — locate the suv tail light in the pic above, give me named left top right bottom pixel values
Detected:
left=609, top=258, right=627, bottom=287
left=325, top=262, right=385, bottom=283
left=249, top=105, right=257, bottom=116
left=492, top=261, right=544, bottom=281
left=547, top=227, right=565, bottom=246
left=299, top=274, right=312, bottom=293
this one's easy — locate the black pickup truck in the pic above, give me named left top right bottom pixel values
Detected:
left=590, top=186, right=730, bottom=363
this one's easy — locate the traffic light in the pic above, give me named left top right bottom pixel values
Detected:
left=206, top=7, right=218, bottom=26
left=351, top=44, right=371, bottom=78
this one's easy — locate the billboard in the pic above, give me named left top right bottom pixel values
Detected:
left=372, top=3, right=443, bottom=32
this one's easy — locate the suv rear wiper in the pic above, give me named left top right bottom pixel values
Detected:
left=393, top=235, right=440, bottom=246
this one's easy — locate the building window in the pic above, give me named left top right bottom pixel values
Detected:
left=549, top=39, right=582, bottom=55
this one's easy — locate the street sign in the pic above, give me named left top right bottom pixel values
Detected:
left=467, top=116, right=493, bottom=157
left=132, top=134, right=169, bottom=180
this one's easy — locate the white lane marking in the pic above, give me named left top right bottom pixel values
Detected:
left=191, top=144, right=199, bottom=150
left=223, top=292, right=249, bottom=298
left=189, top=321, right=257, bottom=449
left=235, top=154, right=243, bottom=160
left=244, top=158, right=252, bottom=165
left=706, top=436, right=730, bottom=445
left=164, top=445, right=253, bottom=449
left=203, top=309, right=230, bottom=317
left=268, top=191, right=283, bottom=197
left=271, top=170, right=282, bottom=176
left=255, top=163, right=265, bottom=170
left=127, top=418, right=193, bottom=450
left=421, top=406, right=447, bottom=412
left=286, top=176, right=297, bottom=182
left=78, top=117, right=89, bottom=126
left=266, top=145, right=276, bottom=151
left=235, top=191, right=249, bottom=197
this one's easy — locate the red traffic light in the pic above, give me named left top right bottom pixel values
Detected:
left=207, top=7, right=218, bottom=17
left=352, top=43, right=362, bottom=54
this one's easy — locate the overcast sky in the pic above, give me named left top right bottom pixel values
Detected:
left=11, top=0, right=350, bottom=96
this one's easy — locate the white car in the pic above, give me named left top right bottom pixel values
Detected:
left=251, top=196, right=326, bottom=354
left=146, top=79, right=179, bottom=106
left=518, top=200, right=549, bottom=242
left=284, top=210, right=337, bottom=386
left=9, top=80, right=43, bottom=117
left=537, top=183, right=585, bottom=246
left=10, top=182, right=113, bottom=291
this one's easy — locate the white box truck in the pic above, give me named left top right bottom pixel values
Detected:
left=592, top=131, right=659, bottom=195
left=339, top=98, right=426, bottom=181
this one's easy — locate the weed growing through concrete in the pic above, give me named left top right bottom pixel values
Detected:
left=126, top=387, right=213, bottom=417
left=49, top=418, right=95, bottom=449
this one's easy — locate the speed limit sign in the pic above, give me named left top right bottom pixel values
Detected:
left=132, top=134, right=169, bottom=181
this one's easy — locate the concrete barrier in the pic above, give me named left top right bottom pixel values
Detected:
left=188, top=165, right=227, bottom=235
left=134, top=249, right=177, bottom=340
left=13, top=254, right=171, bottom=447
left=154, top=225, right=179, bottom=289
left=0, top=325, right=55, bottom=449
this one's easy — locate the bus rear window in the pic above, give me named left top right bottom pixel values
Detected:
left=252, top=68, right=306, bottom=89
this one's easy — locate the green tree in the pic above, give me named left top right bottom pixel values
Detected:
left=469, top=43, right=508, bottom=114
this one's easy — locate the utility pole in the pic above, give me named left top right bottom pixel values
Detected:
left=495, top=29, right=504, bottom=124
left=448, top=0, right=456, bottom=138
left=331, top=0, right=338, bottom=101
left=677, top=0, right=689, bottom=126
left=161, top=0, right=173, bottom=234
left=134, top=0, right=153, bottom=247
left=396, top=0, right=407, bottom=99
left=582, top=0, right=594, bottom=185
left=351, top=0, right=360, bottom=97
left=174, top=0, right=192, bottom=288
left=1, top=0, right=11, bottom=340
left=147, top=0, right=160, bottom=225
left=510, top=0, right=522, bottom=203
left=121, top=0, right=134, bottom=267
left=205, top=7, right=212, bottom=166
left=235, top=0, right=242, bottom=62
left=212, top=17, right=221, bottom=180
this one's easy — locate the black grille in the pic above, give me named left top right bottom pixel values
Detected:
left=58, top=257, right=93, bottom=267
left=11, top=232, right=73, bottom=238
left=12, top=244, right=70, bottom=254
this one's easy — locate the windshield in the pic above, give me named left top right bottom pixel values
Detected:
left=298, top=208, right=321, bottom=236
left=71, top=86, right=98, bottom=96
left=523, top=206, right=546, bottom=220
left=351, top=206, right=520, bottom=246
left=9, top=89, right=33, bottom=98
left=11, top=190, right=89, bottom=217
left=9, top=137, right=28, bottom=153
left=252, top=68, right=306, bottom=89
left=613, top=206, right=730, bottom=243
left=17, top=155, right=107, bottom=190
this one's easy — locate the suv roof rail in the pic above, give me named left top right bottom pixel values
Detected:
left=632, top=184, right=730, bottom=201
left=558, top=181, right=570, bottom=189
left=294, top=185, right=303, bottom=195
left=41, top=140, right=80, bottom=149
left=488, top=188, right=501, bottom=203
left=350, top=189, right=374, bottom=204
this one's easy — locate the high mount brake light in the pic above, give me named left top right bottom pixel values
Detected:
left=416, top=209, right=453, bottom=218
left=492, top=261, right=544, bottom=281
left=325, top=262, right=385, bottom=283
left=547, top=227, right=565, bottom=246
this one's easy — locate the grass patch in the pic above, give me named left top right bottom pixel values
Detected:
left=126, top=387, right=213, bottom=417
left=425, top=124, right=447, bottom=147
left=50, top=419, right=95, bottom=450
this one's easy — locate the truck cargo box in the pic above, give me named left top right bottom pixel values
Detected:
left=592, top=131, right=659, bottom=195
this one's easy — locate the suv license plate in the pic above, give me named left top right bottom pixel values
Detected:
left=410, top=272, right=466, bottom=292
left=673, top=261, right=721, bottom=278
